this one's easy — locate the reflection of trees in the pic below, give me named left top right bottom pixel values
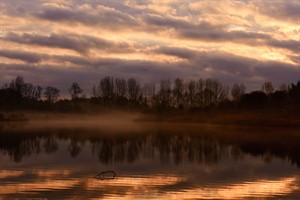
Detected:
left=90, top=134, right=227, bottom=165
left=0, top=130, right=299, bottom=167
left=0, top=134, right=41, bottom=163
left=44, top=136, right=58, bottom=153
left=92, top=140, right=113, bottom=164
left=68, top=139, right=82, bottom=158
left=230, top=146, right=245, bottom=161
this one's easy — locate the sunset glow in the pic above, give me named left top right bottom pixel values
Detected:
left=1, top=0, right=299, bottom=92
left=0, top=170, right=298, bottom=200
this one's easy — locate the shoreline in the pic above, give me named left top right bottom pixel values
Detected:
left=1, top=110, right=300, bottom=128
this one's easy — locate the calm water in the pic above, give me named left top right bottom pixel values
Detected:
left=0, top=122, right=299, bottom=199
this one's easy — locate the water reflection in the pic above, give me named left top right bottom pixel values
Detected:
left=0, top=123, right=299, bottom=199
left=0, top=125, right=299, bottom=167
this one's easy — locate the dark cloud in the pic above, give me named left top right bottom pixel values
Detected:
left=289, top=55, right=300, bottom=64
left=0, top=49, right=43, bottom=63
left=266, top=39, right=300, bottom=54
left=1, top=0, right=299, bottom=91
left=1, top=48, right=299, bottom=94
left=0, top=48, right=94, bottom=66
left=34, top=5, right=138, bottom=29
left=3, top=32, right=132, bottom=54
left=254, top=61, right=300, bottom=85
left=154, top=47, right=197, bottom=59
left=154, top=46, right=300, bottom=87
left=2, top=0, right=40, bottom=16
left=255, top=1, right=300, bottom=23
left=144, top=15, right=270, bottom=42
left=144, top=15, right=193, bottom=30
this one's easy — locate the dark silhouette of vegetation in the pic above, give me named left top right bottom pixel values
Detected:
left=231, top=83, right=245, bottom=101
left=0, top=76, right=300, bottom=125
left=68, top=82, right=83, bottom=100
left=44, top=86, right=60, bottom=103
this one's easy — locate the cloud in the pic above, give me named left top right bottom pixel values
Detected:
left=2, top=32, right=132, bottom=55
left=1, top=0, right=299, bottom=92
left=266, top=39, right=300, bottom=54
left=144, top=14, right=271, bottom=41
left=154, top=46, right=197, bottom=59
left=0, top=49, right=43, bottom=63
left=34, top=4, right=139, bottom=29
left=253, top=0, right=300, bottom=24
left=1, top=48, right=299, bottom=94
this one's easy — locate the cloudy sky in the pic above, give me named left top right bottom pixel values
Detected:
left=0, top=0, right=299, bottom=94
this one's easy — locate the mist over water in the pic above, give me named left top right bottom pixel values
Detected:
left=0, top=118, right=299, bottom=199
left=2, top=112, right=145, bottom=132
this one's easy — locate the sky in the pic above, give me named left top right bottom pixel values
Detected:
left=0, top=0, right=299, bottom=95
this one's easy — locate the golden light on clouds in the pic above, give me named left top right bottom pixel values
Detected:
left=0, top=0, right=299, bottom=90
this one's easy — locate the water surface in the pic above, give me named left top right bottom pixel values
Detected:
left=0, top=122, right=299, bottom=199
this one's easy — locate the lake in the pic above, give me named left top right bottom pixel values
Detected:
left=0, top=121, right=299, bottom=199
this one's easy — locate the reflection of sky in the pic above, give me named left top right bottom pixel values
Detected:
left=0, top=139, right=299, bottom=199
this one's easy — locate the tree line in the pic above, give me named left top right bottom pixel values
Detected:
left=0, top=76, right=299, bottom=112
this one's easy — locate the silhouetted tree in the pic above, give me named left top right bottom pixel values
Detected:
left=127, top=78, right=141, bottom=103
left=156, top=79, right=172, bottom=110
left=195, top=79, right=205, bottom=107
left=279, top=83, right=290, bottom=93
left=91, top=84, right=100, bottom=98
left=115, top=78, right=127, bottom=98
left=240, top=91, right=267, bottom=108
left=143, top=83, right=156, bottom=108
left=9, top=76, right=24, bottom=94
left=262, top=82, right=274, bottom=95
left=99, top=76, right=114, bottom=101
left=7, top=76, right=42, bottom=101
left=32, top=86, right=43, bottom=100
left=21, top=83, right=34, bottom=98
left=44, top=86, right=60, bottom=103
left=289, top=81, right=300, bottom=103
left=231, top=83, right=246, bottom=101
left=187, top=80, right=197, bottom=107
left=270, top=90, right=287, bottom=105
left=0, top=88, right=23, bottom=110
left=69, top=82, right=83, bottom=100
left=173, top=78, right=185, bottom=108
left=203, top=79, right=227, bottom=106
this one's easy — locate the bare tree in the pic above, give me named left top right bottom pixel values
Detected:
left=204, top=79, right=214, bottom=105
left=203, top=79, right=227, bottom=105
left=9, top=76, right=24, bottom=93
left=278, top=83, right=289, bottom=93
left=91, top=84, right=100, bottom=98
left=143, top=83, right=156, bottom=108
left=21, top=83, right=34, bottom=98
left=99, top=76, right=114, bottom=100
left=231, top=83, right=245, bottom=101
left=127, top=78, right=141, bottom=103
left=8, top=76, right=42, bottom=100
left=262, top=82, right=274, bottom=95
left=115, top=77, right=127, bottom=98
left=69, top=82, right=83, bottom=100
left=44, top=86, right=60, bottom=102
left=195, top=79, right=205, bottom=107
left=173, top=78, right=185, bottom=108
left=157, top=79, right=172, bottom=108
left=187, top=80, right=197, bottom=107
left=32, top=86, right=42, bottom=100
